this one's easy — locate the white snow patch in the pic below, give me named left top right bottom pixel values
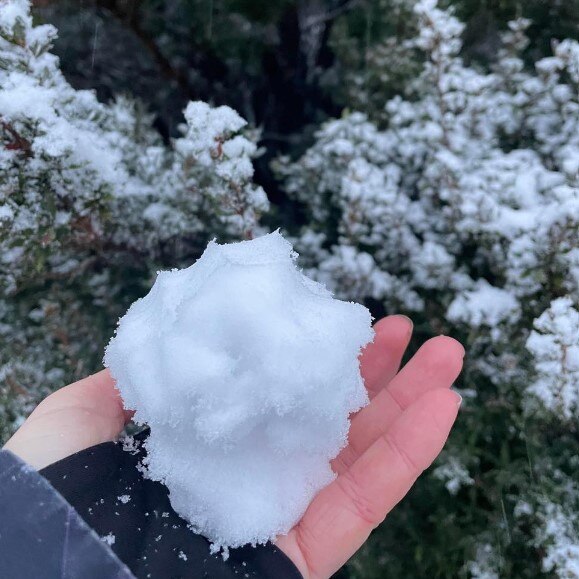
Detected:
left=101, top=533, right=116, bottom=546
left=105, top=231, right=373, bottom=550
left=119, top=434, right=140, bottom=455
left=526, top=297, right=579, bottom=420
left=447, top=280, right=520, bottom=328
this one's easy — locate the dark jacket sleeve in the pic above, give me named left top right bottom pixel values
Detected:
left=0, top=448, right=135, bottom=579
left=39, top=429, right=303, bottom=579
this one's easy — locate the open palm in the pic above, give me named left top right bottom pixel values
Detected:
left=4, top=315, right=464, bottom=579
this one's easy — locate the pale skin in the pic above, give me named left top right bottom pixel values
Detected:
left=4, top=315, right=464, bottom=579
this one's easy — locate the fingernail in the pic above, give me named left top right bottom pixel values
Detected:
left=394, top=314, right=413, bottom=332
left=452, top=391, right=463, bottom=408
left=439, top=334, right=466, bottom=358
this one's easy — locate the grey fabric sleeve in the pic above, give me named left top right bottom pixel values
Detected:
left=0, top=449, right=135, bottom=579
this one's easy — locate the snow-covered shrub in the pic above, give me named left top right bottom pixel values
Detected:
left=0, top=0, right=267, bottom=439
left=533, top=499, right=579, bottom=577
left=277, top=1, right=579, bottom=576
left=526, top=298, right=579, bottom=421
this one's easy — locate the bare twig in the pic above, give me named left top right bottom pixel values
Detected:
left=1, top=118, right=33, bottom=158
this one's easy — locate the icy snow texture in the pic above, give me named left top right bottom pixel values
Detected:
left=433, top=455, right=474, bottom=496
left=535, top=501, right=579, bottom=578
left=526, top=297, right=579, bottom=420
left=447, top=280, right=521, bottom=328
left=104, top=231, right=373, bottom=549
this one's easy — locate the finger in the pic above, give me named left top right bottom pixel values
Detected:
left=30, top=369, right=132, bottom=425
left=360, top=315, right=413, bottom=399
left=334, top=336, right=463, bottom=473
left=278, top=389, right=461, bottom=579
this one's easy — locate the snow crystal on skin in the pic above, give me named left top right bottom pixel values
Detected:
left=105, top=231, right=373, bottom=550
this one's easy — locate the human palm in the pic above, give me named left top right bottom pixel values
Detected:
left=4, top=315, right=464, bottom=579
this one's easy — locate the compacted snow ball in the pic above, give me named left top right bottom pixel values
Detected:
left=104, top=231, right=373, bottom=551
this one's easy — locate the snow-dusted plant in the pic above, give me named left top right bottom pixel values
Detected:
left=0, top=0, right=267, bottom=438
left=533, top=500, right=579, bottom=578
left=277, top=0, right=579, bottom=575
left=526, top=297, right=579, bottom=421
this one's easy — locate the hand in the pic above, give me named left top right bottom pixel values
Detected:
left=3, top=315, right=464, bottom=579
left=275, top=315, right=464, bottom=578
left=3, top=369, right=133, bottom=470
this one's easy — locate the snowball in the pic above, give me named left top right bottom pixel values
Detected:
left=104, top=231, right=373, bottom=550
